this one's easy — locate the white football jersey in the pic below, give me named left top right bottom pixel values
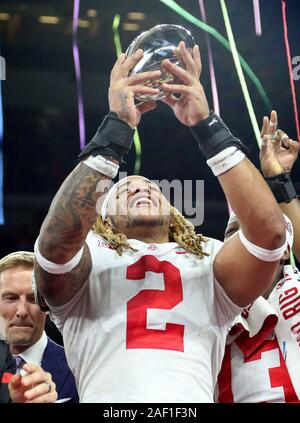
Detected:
left=50, top=231, right=242, bottom=403
left=217, top=298, right=299, bottom=403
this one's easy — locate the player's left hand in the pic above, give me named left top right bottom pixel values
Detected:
left=259, top=110, right=299, bottom=177
left=161, top=41, right=210, bottom=126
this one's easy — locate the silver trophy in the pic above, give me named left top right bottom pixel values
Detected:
left=126, top=24, right=196, bottom=102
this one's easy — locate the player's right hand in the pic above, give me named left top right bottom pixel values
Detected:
left=108, top=50, right=161, bottom=127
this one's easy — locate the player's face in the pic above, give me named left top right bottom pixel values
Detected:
left=107, top=176, right=170, bottom=227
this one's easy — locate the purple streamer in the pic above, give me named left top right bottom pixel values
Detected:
left=0, top=80, right=3, bottom=224
left=253, top=0, right=262, bottom=36
left=199, top=1, right=229, bottom=212
left=198, top=0, right=220, bottom=117
left=73, top=0, right=85, bottom=149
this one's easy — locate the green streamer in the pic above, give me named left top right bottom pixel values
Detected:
left=112, top=14, right=142, bottom=175
left=290, top=251, right=296, bottom=266
left=220, top=0, right=261, bottom=146
left=159, top=0, right=272, bottom=111
left=112, top=14, right=122, bottom=57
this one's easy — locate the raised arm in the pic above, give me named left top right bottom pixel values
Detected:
left=34, top=50, right=161, bottom=307
left=279, top=200, right=300, bottom=261
left=161, top=42, right=286, bottom=307
left=259, top=112, right=300, bottom=261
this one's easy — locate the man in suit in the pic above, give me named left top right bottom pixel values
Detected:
left=0, top=251, right=79, bottom=402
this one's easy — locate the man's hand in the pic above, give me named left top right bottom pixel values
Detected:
left=108, top=50, right=161, bottom=127
left=161, top=41, right=210, bottom=126
left=9, top=363, right=58, bottom=403
left=260, top=110, right=299, bottom=177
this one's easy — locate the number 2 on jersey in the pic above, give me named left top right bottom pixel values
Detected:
left=126, top=255, right=184, bottom=351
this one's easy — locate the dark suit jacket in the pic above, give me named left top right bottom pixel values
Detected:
left=41, top=338, right=79, bottom=402
left=0, top=340, right=14, bottom=403
left=0, top=337, right=79, bottom=403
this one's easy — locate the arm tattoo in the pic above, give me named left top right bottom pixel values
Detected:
left=118, top=92, right=130, bottom=123
left=39, top=162, right=111, bottom=262
left=34, top=245, right=92, bottom=307
left=36, top=161, right=114, bottom=305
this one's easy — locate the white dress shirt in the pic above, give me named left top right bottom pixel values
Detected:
left=13, top=331, right=47, bottom=375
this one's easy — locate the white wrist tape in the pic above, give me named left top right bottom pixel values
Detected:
left=269, top=120, right=277, bottom=128
left=238, top=230, right=287, bottom=262
left=34, top=237, right=84, bottom=275
left=207, top=146, right=245, bottom=177
left=82, top=155, right=119, bottom=179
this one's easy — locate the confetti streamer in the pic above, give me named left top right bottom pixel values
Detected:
left=253, top=0, right=262, bottom=36
left=198, top=0, right=220, bottom=116
left=73, top=0, right=86, bottom=149
left=281, top=1, right=298, bottom=266
left=0, top=79, right=3, bottom=224
left=112, top=14, right=142, bottom=175
left=281, top=0, right=300, bottom=142
left=198, top=1, right=235, bottom=236
left=159, top=0, right=271, bottom=111
left=220, top=0, right=261, bottom=146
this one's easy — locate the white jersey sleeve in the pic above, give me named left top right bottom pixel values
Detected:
left=214, top=278, right=243, bottom=328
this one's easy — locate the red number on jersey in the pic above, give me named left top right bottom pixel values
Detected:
left=126, top=255, right=184, bottom=351
left=218, top=334, right=299, bottom=403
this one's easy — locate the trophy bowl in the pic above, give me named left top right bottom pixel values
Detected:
left=126, top=24, right=196, bottom=102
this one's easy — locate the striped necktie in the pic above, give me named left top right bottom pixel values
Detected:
left=14, top=355, right=26, bottom=374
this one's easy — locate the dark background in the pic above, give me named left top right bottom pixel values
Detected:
left=1, top=0, right=300, bottom=256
